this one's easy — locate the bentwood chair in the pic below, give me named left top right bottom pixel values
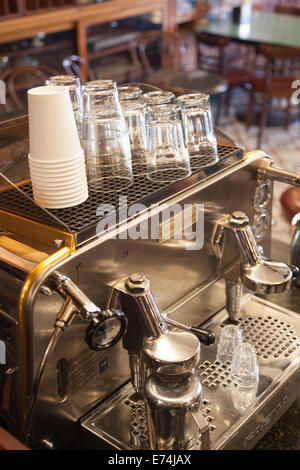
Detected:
left=63, top=55, right=96, bottom=83
left=195, top=32, right=256, bottom=123
left=246, top=45, right=300, bottom=147
left=0, top=64, right=58, bottom=113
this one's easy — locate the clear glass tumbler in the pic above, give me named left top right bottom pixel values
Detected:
left=143, top=90, right=175, bottom=106
left=216, top=324, right=243, bottom=364
left=46, top=75, right=83, bottom=145
left=120, top=100, right=148, bottom=176
left=177, top=93, right=218, bottom=169
left=231, top=343, right=259, bottom=412
left=118, top=85, right=143, bottom=102
left=84, top=80, right=133, bottom=192
left=147, top=104, right=191, bottom=184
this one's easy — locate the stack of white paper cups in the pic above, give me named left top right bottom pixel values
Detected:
left=28, top=86, right=88, bottom=208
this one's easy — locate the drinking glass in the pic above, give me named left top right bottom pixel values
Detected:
left=177, top=93, right=218, bottom=168
left=118, top=85, right=143, bottom=102
left=147, top=104, right=191, bottom=183
left=231, top=343, right=259, bottom=412
left=46, top=75, right=83, bottom=145
left=120, top=99, right=148, bottom=176
left=84, top=80, right=133, bottom=192
left=216, top=324, right=243, bottom=364
left=143, top=90, right=175, bottom=106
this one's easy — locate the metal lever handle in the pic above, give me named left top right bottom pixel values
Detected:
left=191, top=409, right=211, bottom=450
left=165, top=317, right=215, bottom=345
left=258, top=159, right=300, bottom=187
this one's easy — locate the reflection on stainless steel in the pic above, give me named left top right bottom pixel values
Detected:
left=0, top=114, right=299, bottom=450
left=292, top=213, right=300, bottom=288
left=258, top=158, right=300, bottom=187
left=81, top=294, right=300, bottom=450
left=224, top=211, right=294, bottom=295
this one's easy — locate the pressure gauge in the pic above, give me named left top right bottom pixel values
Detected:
left=254, top=180, right=272, bottom=210
left=85, top=309, right=127, bottom=351
left=252, top=210, right=270, bottom=242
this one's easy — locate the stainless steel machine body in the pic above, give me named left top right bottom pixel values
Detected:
left=0, top=116, right=299, bottom=450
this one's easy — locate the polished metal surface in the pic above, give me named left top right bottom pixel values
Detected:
left=81, top=294, right=300, bottom=450
left=224, top=211, right=294, bottom=295
left=23, top=150, right=273, bottom=448
left=0, top=145, right=244, bottom=245
left=242, top=260, right=293, bottom=294
left=143, top=331, right=200, bottom=376
left=145, top=373, right=203, bottom=450
left=3, top=134, right=299, bottom=450
left=258, top=158, right=300, bottom=187
left=291, top=213, right=300, bottom=288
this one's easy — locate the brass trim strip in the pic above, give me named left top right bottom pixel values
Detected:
left=0, top=210, right=75, bottom=250
left=17, top=246, right=72, bottom=429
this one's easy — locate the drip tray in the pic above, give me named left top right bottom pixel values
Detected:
left=81, top=295, right=300, bottom=450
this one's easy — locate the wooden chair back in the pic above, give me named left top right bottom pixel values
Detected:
left=0, top=64, right=58, bottom=112
left=129, top=31, right=184, bottom=80
left=195, top=33, right=230, bottom=75
left=63, top=55, right=96, bottom=82
left=259, top=44, right=300, bottom=78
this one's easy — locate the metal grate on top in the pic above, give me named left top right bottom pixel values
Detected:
left=0, top=145, right=243, bottom=245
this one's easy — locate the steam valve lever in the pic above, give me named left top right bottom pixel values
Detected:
left=165, top=317, right=215, bottom=346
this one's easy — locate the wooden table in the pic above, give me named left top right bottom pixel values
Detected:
left=197, top=10, right=300, bottom=48
left=148, top=69, right=228, bottom=96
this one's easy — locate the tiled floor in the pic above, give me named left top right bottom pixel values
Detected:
left=220, top=110, right=300, bottom=245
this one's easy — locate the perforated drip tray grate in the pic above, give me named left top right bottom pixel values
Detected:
left=0, top=145, right=243, bottom=245
left=81, top=294, right=300, bottom=450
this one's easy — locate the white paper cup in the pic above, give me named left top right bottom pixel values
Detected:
left=32, top=184, right=87, bottom=197
left=34, top=192, right=88, bottom=209
left=29, top=165, right=86, bottom=178
left=28, top=151, right=85, bottom=167
left=32, top=186, right=88, bottom=200
left=28, top=86, right=82, bottom=162
left=30, top=177, right=86, bottom=189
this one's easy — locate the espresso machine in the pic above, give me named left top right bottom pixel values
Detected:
left=0, top=113, right=299, bottom=450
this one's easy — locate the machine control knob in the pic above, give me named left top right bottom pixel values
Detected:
left=85, top=309, right=127, bottom=351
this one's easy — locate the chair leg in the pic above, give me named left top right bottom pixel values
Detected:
left=224, top=87, right=233, bottom=116
left=246, top=90, right=255, bottom=130
left=257, top=105, right=268, bottom=148
left=215, top=92, right=225, bottom=126
left=285, top=103, right=291, bottom=131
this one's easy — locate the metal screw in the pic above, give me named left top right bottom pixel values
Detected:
left=53, top=239, right=64, bottom=249
left=229, top=211, right=249, bottom=229
left=125, top=273, right=149, bottom=294
left=40, top=285, right=53, bottom=296
left=129, top=274, right=146, bottom=284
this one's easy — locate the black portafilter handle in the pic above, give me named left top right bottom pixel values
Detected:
left=189, top=326, right=216, bottom=346
left=165, top=317, right=215, bottom=346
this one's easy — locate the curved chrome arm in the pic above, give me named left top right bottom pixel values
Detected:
left=258, top=159, right=300, bottom=187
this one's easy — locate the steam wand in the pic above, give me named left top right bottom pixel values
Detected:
left=24, top=272, right=127, bottom=446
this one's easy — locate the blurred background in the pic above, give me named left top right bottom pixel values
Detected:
left=0, top=0, right=299, bottom=244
